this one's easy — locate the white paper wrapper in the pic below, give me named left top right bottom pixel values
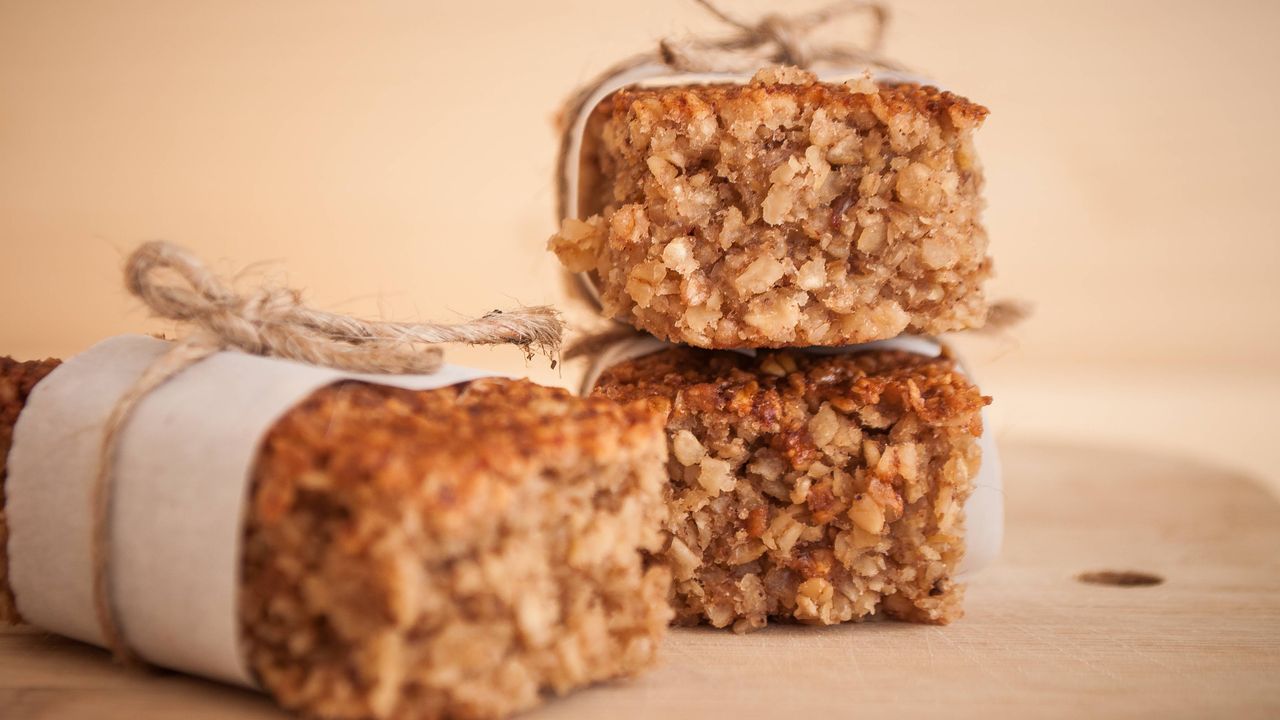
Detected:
left=6, top=335, right=495, bottom=686
left=579, top=335, right=1002, bottom=577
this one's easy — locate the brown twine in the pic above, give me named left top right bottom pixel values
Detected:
left=554, top=0, right=901, bottom=221
left=980, top=299, right=1032, bottom=333
left=567, top=299, right=1030, bottom=355
left=564, top=325, right=650, bottom=363
left=93, top=240, right=564, bottom=667
left=565, top=298, right=1029, bottom=398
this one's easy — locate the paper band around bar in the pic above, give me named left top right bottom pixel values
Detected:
left=5, top=335, right=496, bottom=685
left=578, top=334, right=1003, bottom=578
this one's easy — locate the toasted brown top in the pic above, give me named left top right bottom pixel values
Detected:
left=252, top=377, right=664, bottom=537
left=593, top=347, right=988, bottom=472
left=604, top=68, right=988, bottom=132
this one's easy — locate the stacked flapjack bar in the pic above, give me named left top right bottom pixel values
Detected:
left=0, top=357, right=672, bottom=720
left=593, top=347, right=986, bottom=631
left=552, top=66, right=992, bottom=348
left=552, top=66, right=997, bottom=629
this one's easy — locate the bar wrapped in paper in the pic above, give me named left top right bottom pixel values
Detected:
left=580, top=333, right=1001, bottom=631
left=0, top=335, right=672, bottom=720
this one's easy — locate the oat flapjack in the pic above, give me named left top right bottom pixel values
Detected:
left=1, top=358, right=673, bottom=720
left=552, top=67, right=992, bottom=348
left=592, top=346, right=988, bottom=630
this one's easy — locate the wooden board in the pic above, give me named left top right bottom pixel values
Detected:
left=3, top=440, right=1279, bottom=718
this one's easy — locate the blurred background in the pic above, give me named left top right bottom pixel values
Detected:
left=1, top=1, right=1277, bottom=488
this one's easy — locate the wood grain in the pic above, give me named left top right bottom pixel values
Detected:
left=3, top=440, right=1278, bottom=719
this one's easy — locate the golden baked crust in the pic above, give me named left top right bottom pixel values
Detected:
left=0, top=358, right=673, bottom=719
left=552, top=67, right=992, bottom=348
left=593, top=346, right=988, bottom=630
left=242, top=377, right=672, bottom=720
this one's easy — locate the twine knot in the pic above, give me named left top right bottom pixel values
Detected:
left=659, top=1, right=888, bottom=72
left=757, top=13, right=812, bottom=67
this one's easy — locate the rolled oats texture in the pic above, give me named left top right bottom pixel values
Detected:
left=552, top=67, right=992, bottom=348
left=593, top=345, right=989, bottom=630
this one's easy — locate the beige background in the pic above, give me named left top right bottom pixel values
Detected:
left=1, top=1, right=1278, bottom=487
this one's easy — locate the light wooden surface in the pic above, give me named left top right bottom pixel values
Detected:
left=4, top=440, right=1278, bottom=719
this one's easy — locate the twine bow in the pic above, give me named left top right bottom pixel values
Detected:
left=659, top=0, right=895, bottom=74
left=93, top=241, right=563, bottom=667
left=556, top=0, right=901, bottom=221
